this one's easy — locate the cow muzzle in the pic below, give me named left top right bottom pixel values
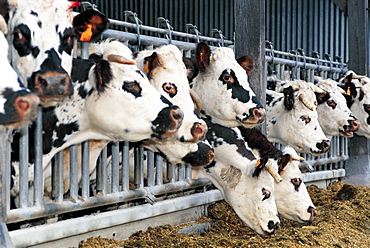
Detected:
left=341, top=119, right=360, bottom=137
left=307, top=206, right=318, bottom=223
left=181, top=141, right=214, bottom=167
left=151, top=106, right=184, bottom=139
left=311, top=140, right=330, bottom=155
left=30, top=71, right=73, bottom=103
left=239, top=107, right=266, bottom=128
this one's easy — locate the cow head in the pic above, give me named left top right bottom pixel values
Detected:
left=315, top=79, right=359, bottom=139
left=266, top=80, right=330, bottom=155
left=192, top=122, right=280, bottom=236
left=0, top=15, right=39, bottom=129
left=339, top=70, right=370, bottom=139
left=7, top=0, right=108, bottom=105
left=189, top=42, right=265, bottom=128
left=133, top=45, right=213, bottom=167
left=275, top=146, right=317, bottom=224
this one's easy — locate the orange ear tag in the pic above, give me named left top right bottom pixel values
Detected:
left=80, top=24, right=93, bottom=41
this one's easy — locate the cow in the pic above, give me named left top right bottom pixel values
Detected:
left=188, top=42, right=265, bottom=128
left=7, top=0, right=108, bottom=104
left=192, top=119, right=281, bottom=236
left=338, top=70, right=370, bottom=139
left=10, top=40, right=184, bottom=200
left=314, top=79, right=360, bottom=139
left=133, top=44, right=213, bottom=167
left=266, top=80, right=330, bottom=155
left=0, top=12, right=39, bottom=129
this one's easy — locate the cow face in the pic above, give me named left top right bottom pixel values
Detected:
left=7, top=0, right=108, bottom=105
left=316, top=79, right=359, bottom=139
left=266, top=81, right=330, bottom=155
left=0, top=27, right=39, bottom=129
left=193, top=123, right=280, bottom=236
left=133, top=45, right=213, bottom=167
left=339, top=71, right=370, bottom=139
left=190, top=42, right=265, bottom=128
left=274, top=147, right=317, bottom=224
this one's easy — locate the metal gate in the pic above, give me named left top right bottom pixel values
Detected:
left=0, top=3, right=349, bottom=247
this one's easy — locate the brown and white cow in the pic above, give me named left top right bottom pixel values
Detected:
left=188, top=42, right=265, bottom=128
left=7, top=0, right=108, bottom=104
left=11, top=40, right=184, bottom=198
left=339, top=70, right=370, bottom=139
left=133, top=44, right=213, bottom=166
left=266, top=80, right=330, bottom=155
left=0, top=13, right=39, bottom=129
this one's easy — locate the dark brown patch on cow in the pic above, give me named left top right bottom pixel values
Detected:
left=236, top=55, right=254, bottom=75
left=195, top=42, right=211, bottom=72
left=94, top=59, right=113, bottom=93
left=162, top=82, right=177, bottom=98
left=220, top=165, right=241, bottom=189
left=283, top=86, right=295, bottom=110
left=72, top=9, right=109, bottom=41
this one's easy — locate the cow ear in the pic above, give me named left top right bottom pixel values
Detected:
left=73, top=9, right=109, bottom=42
left=283, top=86, right=295, bottom=110
left=183, top=57, right=199, bottom=81
left=94, top=60, right=112, bottom=92
left=252, top=157, right=268, bottom=178
left=195, top=42, right=211, bottom=72
left=143, top=52, right=161, bottom=75
left=315, top=91, right=330, bottom=105
left=236, top=55, right=255, bottom=75
left=344, top=82, right=357, bottom=98
left=278, top=154, right=291, bottom=173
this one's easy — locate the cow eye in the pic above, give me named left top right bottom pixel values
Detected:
left=162, top=82, right=177, bottom=98
left=291, top=177, right=302, bottom=191
left=261, top=188, right=271, bottom=201
left=300, top=115, right=311, bottom=124
left=122, top=81, right=142, bottom=97
left=13, top=30, right=25, bottom=42
left=222, top=74, right=234, bottom=83
left=327, top=99, right=337, bottom=108
left=363, top=104, right=370, bottom=113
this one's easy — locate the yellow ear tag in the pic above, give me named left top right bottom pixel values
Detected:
left=143, top=61, right=150, bottom=74
left=80, top=24, right=93, bottom=41
left=254, top=159, right=261, bottom=168
left=346, top=88, right=351, bottom=96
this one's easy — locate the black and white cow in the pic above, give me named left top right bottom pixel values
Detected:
left=7, top=0, right=108, bottom=104
left=339, top=70, right=370, bottom=139
left=11, top=40, right=184, bottom=198
left=133, top=44, right=214, bottom=166
left=188, top=42, right=265, bottom=128
left=0, top=12, right=39, bottom=129
left=266, top=80, right=330, bottom=155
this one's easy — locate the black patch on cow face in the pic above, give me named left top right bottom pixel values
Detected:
left=13, top=24, right=40, bottom=58
left=291, top=178, right=302, bottom=192
left=219, top=69, right=251, bottom=103
left=160, top=95, right=173, bottom=106
left=162, top=83, right=177, bottom=98
left=30, top=10, right=38, bottom=17
left=359, top=90, right=365, bottom=102
left=123, top=81, right=142, bottom=98
left=203, top=160, right=216, bottom=173
left=326, top=99, right=337, bottom=109
left=72, top=58, right=95, bottom=84
left=283, top=86, right=295, bottom=110
left=204, top=118, right=256, bottom=161
left=53, top=122, right=80, bottom=148
left=59, top=27, right=74, bottom=55
left=363, top=104, right=370, bottom=124
left=315, top=91, right=330, bottom=105
left=182, top=142, right=214, bottom=167
left=265, top=94, right=274, bottom=106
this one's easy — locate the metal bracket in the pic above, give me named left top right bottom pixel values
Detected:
left=288, top=50, right=298, bottom=80
left=324, top=53, right=333, bottom=77
left=311, top=51, right=320, bottom=75
left=157, top=17, right=173, bottom=43
left=211, top=29, right=225, bottom=47
left=297, top=48, right=307, bottom=80
left=186, top=23, right=201, bottom=43
left=81, top=2, right=98, bottom=11
left=265, top=41, right=276, bottom=76
left=124, top=11, right=143, bottom=47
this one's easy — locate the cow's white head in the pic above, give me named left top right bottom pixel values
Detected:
left=193, top=123, right=280, bottom=236
left=0, top=15, right=39, bottom=129
left=266, top=80, right=330, bottom=155
left=7, top=0, right=108, bottom=104
left=189, top=42, right=265, bottom=128
left=134, top=45, right=214, bottom=166
left=315, top=79, right=359, bottom=139
left=274, top=146, right=317, bottom=224
left=339, top=70, right=370, bottom=139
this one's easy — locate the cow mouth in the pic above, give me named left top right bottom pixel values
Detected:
left=340, top=130, right=354, bottom=137
left=297, top=216, right=312, bottom=225
left=39, top=95, right=67, bottom=103
left=259, top=226, right=277, bottom=236
left=309, top=149, right=326, bottom=156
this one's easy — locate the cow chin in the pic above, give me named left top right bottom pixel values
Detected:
left=340, top=130, right=354, bottom=137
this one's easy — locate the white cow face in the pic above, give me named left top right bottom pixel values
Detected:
left=0, top=28, right=39, bottom=129
left=8, top=0, right=107, bottom=104
left=274, top=147, right=317, bottom=223
left=340, top=71, right=370, bottom=139
left=316, top=79, right=359, bottom=139
left=190, top=42, right=265, bottom=128
left=193, top=125, right=280, bottom=236
left=266, top=81, right=330, bottom=155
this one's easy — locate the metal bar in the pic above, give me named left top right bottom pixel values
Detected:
left=69, top=145, right=79, bottom=201
left=121, top=142, right=129, bottom=191
left=81, top=141, right=90, bottom=198
left=111, top=142, right=120, bottom=193
left=19, top=126, right=29, bottom=208
left=146, top=150, right=155, bottom=187
left=33, top=106, right=43, bottom=206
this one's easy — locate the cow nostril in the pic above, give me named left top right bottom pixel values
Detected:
left=171, top=109, right=184, bottom=121
left=267, top=220, right=275, bottom=230
left=351, top=120, right=360, bottom=130
left=253, top=108, right=265, bottom=120
left=17, top=99, right=30, bottom=112
left=37, top=76, right=48, bottom=88
left=317, top=140, right=330, bottom=151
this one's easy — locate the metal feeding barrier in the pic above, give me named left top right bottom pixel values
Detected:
left=0, top=8, right=348, bottom=247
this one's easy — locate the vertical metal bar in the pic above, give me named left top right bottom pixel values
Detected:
left=19, top=126, right=29, bottom=208
left=81, top=141, right=90, bottom=198
left=134, top=147, right=144, bottom=188
left=121, top=141, right=130, bottom=191
left=54, top=151, right=64, bottom=203
left=111, top=142, right=120, bottom=193
left=155, top=154, right=163, bottom=185
left=146, top=150, right=155, bottom=187
left=69, top=145, right=79, bottom=200
left=167, top=162, right=174, bottom=183
left=33, top=106, right=43, bottom=206
left=178, top=163, right=185, bottom=181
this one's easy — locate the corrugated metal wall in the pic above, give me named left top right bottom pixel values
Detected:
left=82, top=0, right=348, bottom=62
